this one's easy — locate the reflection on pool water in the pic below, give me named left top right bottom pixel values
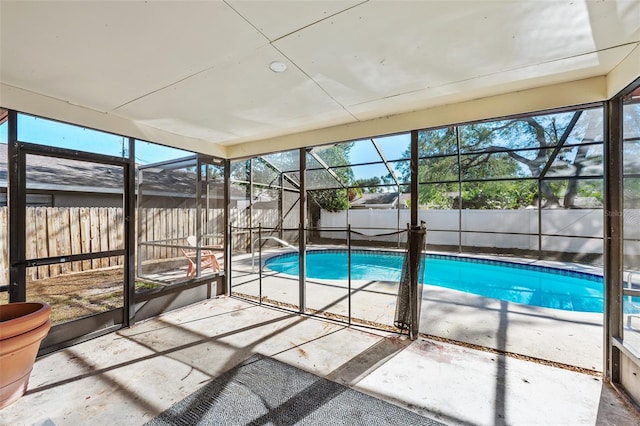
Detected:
left=264, top=250, right=607, bottom=313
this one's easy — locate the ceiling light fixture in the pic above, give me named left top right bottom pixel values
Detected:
left=269, top=61, right=287, bottom=73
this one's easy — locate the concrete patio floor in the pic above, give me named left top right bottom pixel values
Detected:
left=2, top=297, right=639, bottom=426
left=230, top=248, right=605, bottom=371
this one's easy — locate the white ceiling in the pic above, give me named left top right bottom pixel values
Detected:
left=1, top=0, right=639, bottom=154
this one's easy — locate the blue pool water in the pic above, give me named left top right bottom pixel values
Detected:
left=264, top=250, right=605, bottom=313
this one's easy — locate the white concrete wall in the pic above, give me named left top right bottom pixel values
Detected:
left=317, top=208, right=632, bottom=254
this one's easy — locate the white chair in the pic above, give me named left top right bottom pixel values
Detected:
left=181, top=236, right=221, bottom=278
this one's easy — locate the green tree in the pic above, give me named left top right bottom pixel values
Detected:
left=305, top=144, right=355, bottom=232
left=399, top=110, right=603, bottom=209
left=353, top=176, right=382, bottom=193
left=623, top=101, right=640, bottom=208
left=309, top=188, right=349, bottom=212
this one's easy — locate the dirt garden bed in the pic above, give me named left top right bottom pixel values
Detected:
left=0, top=267, right=161, bottom=324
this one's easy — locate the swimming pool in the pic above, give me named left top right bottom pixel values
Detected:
left=264, top=250, right=604, bottom=313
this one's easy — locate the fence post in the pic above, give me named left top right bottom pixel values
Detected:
left=394, top=222, right=425, bottom=340
left=299, top=221, right=306, bottom=314
left=258, top=223, right=262, bottom=305
left=226, top=224, right=232, bottom=296
left=409, top=222, right=427, bottom=340
left=347, top=224, right=352, bottom=326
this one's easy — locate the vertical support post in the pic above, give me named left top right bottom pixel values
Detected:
left=279, top=174, right=284, bottom=242
left=538, top=179, right=543, bottom=258
left=397, top=183, right=401, bottom=248
left=347, top=224, right=352, bottom=325
left=248, top=158, right=254, bottom=256
left=195, top=156, right=203, bottom=277
left=258, top=223, right=262, bottom=305
left=227, top=224, right=233, bottom=294
left=408, top=222, right=426, bottom=340
left=604, top=98, right=624, bottom=382
left=346, top=194, right=350, bottom=233
left=456, top=127, right=463, bottom=253
left=299, top=148, right=306, bottom=313
left=137, top=160, right=147, bottom=276
left=224, top=159, right=231, bottom=295
left=7, top=110, right=26, bottom=303
left=410, top=130, right=418, bottom=228
left=408, top=223, right=416, bottom=340
left=124, top=137, right=136, bottom=326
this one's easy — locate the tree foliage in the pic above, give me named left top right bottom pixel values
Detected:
left=623, top=102, right=640, bottom=208
left=398, top=110, right=605, bottom=209
left=307, top=143, right=354, bottom=212
left=309, top=188, right=349, bottom=212
left=235, top=106, right=617, bottom=213
left=352, top=176, right=397, bottom=193
left=353, top=176, right=382, bottom=192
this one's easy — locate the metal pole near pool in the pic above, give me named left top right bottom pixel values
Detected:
left=408, top=223, right=416, bottom=340
left=258, top=223, right=262, bottom=305
left=348, top=224, right=352, bottom=326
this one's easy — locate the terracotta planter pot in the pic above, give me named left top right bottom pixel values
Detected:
left=0, top=302, right=51, bottom=409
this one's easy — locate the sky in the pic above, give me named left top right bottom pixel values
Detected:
left=338, top=133, right=410, bottom=182
left=0, top=115, right=190, bottom=165
left=1, top=114, right=412, bottom=181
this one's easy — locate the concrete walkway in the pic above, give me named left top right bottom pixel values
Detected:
left=1, top=297, right=638, bottom=425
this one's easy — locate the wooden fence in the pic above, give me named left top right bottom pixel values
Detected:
left=137, top=207, right=224, bottom=264
left=0, top=206, right=298, bottom=284
left=0, top=207, right=125, bottom=282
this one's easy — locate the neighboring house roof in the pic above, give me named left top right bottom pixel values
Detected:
left=350, top=192, right=409, bottom=209
left=0, top=148, right=123, bottom=194
left=0, top=150, right=242, bottom=199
